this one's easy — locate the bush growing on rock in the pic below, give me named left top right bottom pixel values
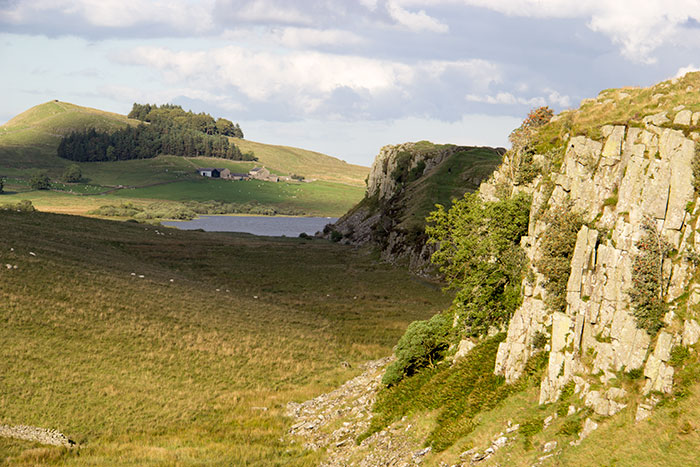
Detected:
left=426, top=191, right=531, bottom=336
left=535, top=203, right=583, bottom=312
left=382, top=313, right=452, bottom=386
left=630, top=217, right=672, bottom=335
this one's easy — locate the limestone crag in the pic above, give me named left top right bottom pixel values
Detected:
left=326, top=142, right=502, bottom=272
left=490, top=108, right=700, bottom=417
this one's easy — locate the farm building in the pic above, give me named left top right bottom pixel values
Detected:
left=197, top=168, right=221, bottom=178
left=249, top=167, right=271, bottom=180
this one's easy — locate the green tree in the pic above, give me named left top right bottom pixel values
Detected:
left=61, top=164, right=82, bottom=183
left=30, top=173, right=51, bottom=190
left=426, top=191, right=531, bottom=336
left=382, top=313, right=452, bottom=386
left=0, top=177, right=4, bottom=194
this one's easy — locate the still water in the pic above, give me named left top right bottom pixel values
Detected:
left=162, top=215, right=337, bottom=237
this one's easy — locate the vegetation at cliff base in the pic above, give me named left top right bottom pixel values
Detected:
left=382, top=313, right=453, bottom=386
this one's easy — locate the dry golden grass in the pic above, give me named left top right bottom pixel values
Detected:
left=0, top=210, right=450, bottom=465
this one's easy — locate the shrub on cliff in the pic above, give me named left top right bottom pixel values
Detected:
left=382, top=313, right=452, bottom=386
left=535, top=204, right=583, bottom=312
left=630, top=217, right=671, bottom=335
left=426, top=191, right=531, bottom=336
left=509, top=106, right=554, bottom=154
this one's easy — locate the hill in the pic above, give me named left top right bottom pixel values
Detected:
left=235, top=138, right=368, bottom=187
left=0, top=101, right=368, bottom=217
left=325, top=141, right=504, bottom=271
left=0, top=101, right=136, bottom=170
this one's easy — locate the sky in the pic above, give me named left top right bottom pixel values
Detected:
left=3, top=1, right=700, bottom=166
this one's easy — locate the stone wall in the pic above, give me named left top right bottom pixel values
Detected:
left=0, top=424, right=75, bottom=447
left=490, top=111, right=700, bottom=419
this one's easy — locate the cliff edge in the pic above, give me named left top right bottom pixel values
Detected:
left=324, top=141, right=503, bottom=272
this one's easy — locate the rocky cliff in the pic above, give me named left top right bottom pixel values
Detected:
left=324, top=141, right=503, bottom=272
left=488, top=72, right=700, bottom=422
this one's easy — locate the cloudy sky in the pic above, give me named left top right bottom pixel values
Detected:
left=3, top=1, right=700, bottom=166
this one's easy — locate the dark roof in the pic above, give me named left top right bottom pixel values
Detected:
left=250, top=167, right=263, bottom=172
left=197, top=167, right=218, bottom=171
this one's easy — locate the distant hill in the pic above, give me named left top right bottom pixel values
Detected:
left=0, top=101, right=369, bottom=186
left=0, top=101, right=368, bottom=217
left=0, top=101, right=136, bottom=170
left=235, top=139, right=368, bottom=187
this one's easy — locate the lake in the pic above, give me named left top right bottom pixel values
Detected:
left=162, top=215, right=337, bottom=237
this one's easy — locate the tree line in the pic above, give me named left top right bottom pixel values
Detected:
left=57, top=103, right=254, bottom=162
left=127, top=103, right=244, bottom=138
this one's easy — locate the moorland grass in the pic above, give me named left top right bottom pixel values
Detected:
left=0, top=209, right=450, bottom=465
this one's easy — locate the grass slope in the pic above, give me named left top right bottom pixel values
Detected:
left=397, top=146, right=503, bottom=231
left=0, top=209, right=450, bottom=465
left=0, top=101, right=135, bottom=171
left=235, top=139, right=368, bottom=186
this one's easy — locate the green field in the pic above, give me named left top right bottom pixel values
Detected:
left=0, top=209, right=450, bottom=465
left=0, top=101, right=369, bottom=218
left=235, top=139, right=368, bottom=187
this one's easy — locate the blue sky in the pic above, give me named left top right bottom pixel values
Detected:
left=3, top=0, right=700, bottom=166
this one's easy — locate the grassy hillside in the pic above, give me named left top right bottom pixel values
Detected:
left=396, top=146, right=504, bottom=231
left=0, top=101, right=135, bottom=170
left=235, top=139, right=368, bottom=187
left=0, top=208, right=450, bottom=465
left=0, top=102, right=368, bottom=217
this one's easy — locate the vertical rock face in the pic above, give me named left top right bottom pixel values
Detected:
left=489, top=113, right=699, bottom=412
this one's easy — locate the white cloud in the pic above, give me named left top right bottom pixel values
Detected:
left=676, top=64, right=700, bottom=78
left=221, top=27, right=367, bottom=49
left=118, top=45, right=499, bottom=115
left=386, top=1, right=449, bottom=33
left=398, top=0, right=700, bottom=63
left=466, top=89, right=569, bottom=108
left=0, top=0, right=214, bottom=32
left=233, top=0, right=311, bottom=25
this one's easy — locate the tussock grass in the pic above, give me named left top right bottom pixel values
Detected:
left=0, top=210, right=449, bottom=464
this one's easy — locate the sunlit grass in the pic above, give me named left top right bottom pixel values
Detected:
left=0, top=210, right=449, bottom=464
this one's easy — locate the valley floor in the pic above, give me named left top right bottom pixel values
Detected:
left=0, top=210, right=449, bottom=465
